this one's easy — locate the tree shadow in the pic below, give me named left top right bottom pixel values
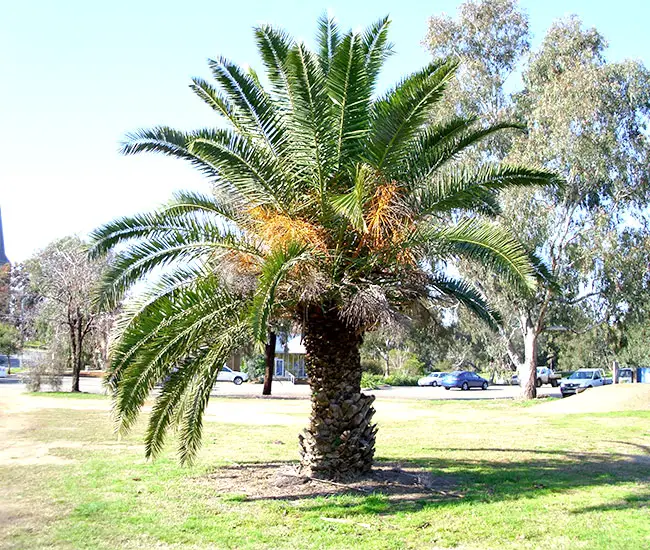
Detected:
left=570, top=492, right=650, bottom=515
left=201, top=446, right=650, bottom=517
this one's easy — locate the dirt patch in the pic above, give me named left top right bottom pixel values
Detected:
left=535, top=384, right=650, bottom=414
left=0, top=439, right=145, bottom=466
left=199, top=462, right=462, bottom=503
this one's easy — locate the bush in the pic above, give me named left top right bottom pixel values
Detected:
left=432, top=359, right=454, bottom=372
left=361, top=372, right=421, bottom=388
left=384, top=373, right=420, bottom=386
left=361, top=357, right=383, bottom=375
left=361, top=373, right=386, bottom=389
left=22, top=353, right=64, bottom=392
left=243, top=354, right=266, bottom=382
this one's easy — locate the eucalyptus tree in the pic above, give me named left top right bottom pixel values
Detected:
left=427, top=1, right=650, bottom=398
left=91, top=16, right=557, bottom=479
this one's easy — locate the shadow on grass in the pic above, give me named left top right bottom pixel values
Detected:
left=204, top=446, right=650, bottom=517
left=570, top=492, right=650, bottom=514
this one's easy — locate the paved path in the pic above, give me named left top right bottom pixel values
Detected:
left=0, top=375, right=562, bottom=400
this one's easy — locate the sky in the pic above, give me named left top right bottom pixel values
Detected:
left=1, top=0, right=649, bottom=263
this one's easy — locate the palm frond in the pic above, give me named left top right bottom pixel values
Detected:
left=530, top=251, right=560, bottom=292
left=361, top=16, right=392, bottom=91
left=368, top=59, right=458, bottom=170
left=411, top=164, right=562, bottom=219
left=329, top=164, right=372, bottom=232
left=254, top=24, right=295, bottom=110
left=207, top=56, right=284, bottom=154
left=189, top=77, right=246, bottom=133
left=96, top=227, right=258, bottom=311
left=413, top=219, right=539, bottom=295
left=250, top=241, right=310, bottom=342
left=163, top=190, right=243, bottom=225
left=109, top=280, right=243, bottom=434
left=175, top=322, right=250, bottom=464
left=428, top=275, right=502, bottom=329
left=328, top=30, right=371, bottom=169
left=285, top=42, right=335, bottom=196
left=316, top=13, right=341, bottom=76
left=143, top=348, right=203, bottom=459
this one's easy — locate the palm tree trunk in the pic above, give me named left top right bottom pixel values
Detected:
left=299, top=304, right=376, bottom=479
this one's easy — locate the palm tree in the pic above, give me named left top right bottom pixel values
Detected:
left=90, top=16, right=558, bottom=479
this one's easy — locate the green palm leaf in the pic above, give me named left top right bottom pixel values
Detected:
left=412, top=164, right=561, bottom=219
left=368, top=59, right=458, bottom=170
left=327, top=30, right=371, bottom=169
left=250, top=241, right=310, bottom=342
left=361, top=16, right=392, bottom=91
left=207, top=56, right=284, bottom=154
left=419, top=219, right=539, bottom=294
left=316, top=13, right=341, bottom=76
left=428, top=275, right=502, bottom=329
left=176, top=321, right=250, bottom=464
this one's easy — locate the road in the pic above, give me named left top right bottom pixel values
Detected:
left=0, top=375, right=562, bottom=400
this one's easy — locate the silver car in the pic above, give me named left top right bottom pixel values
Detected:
left=418, top=372, right=448, bottom=387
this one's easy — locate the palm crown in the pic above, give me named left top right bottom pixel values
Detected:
left=91, top=16, right=558, bottom=472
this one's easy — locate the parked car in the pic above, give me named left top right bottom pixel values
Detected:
left=160, top=365, right=248, bottom=387
left=618, top=368, right=634, bottom=384
left=511, top=367, right=561, bottom=387
left=560, top=368, right=609, bottom=397
left=417, top=372, right=448, bottom=387
left=216, top=366, right=248, bottom=385
left=441, top=371, right=489, bottom=391
left=535, top=367, right=561, bottom=387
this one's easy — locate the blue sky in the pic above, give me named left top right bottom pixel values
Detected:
left=1, top=0, right=649, bottom=262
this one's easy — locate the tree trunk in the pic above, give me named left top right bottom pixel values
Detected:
left=519, top=316, right=538, bottom=399
left=70, top=315, right=83, bottom=393
left=263, top=331, right=276, bottom=396
left=299, top=304, right=376, bottom=480
left=5, top=354, right=10, bottom=375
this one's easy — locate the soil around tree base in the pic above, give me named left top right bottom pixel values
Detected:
left=199, top=462, right=462, bottom=502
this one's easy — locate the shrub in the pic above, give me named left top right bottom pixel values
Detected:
left=243, top=354, right=266, bottom=382
left=22, top=350, right=64, bottom=392
left=361, top=373, right=386, bottom=389
left=384, top=373, right=420, bottom=386
left=432, top=359, right=454, bottom=372
left=361, top=372, right=421, bottom=388
left=361, top=357, right=383, bottom=375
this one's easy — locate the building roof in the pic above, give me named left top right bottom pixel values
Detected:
left=0, top=207, right=9, bottom=266
left=275, top=335, right=306, bottom=355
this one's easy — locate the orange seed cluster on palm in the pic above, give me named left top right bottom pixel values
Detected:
left=364, top=182, right=413, bottom=255
left=247, top=206, right=328, bottom=253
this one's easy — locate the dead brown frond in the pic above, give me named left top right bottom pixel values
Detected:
left=340, top=284, right=400, bottom=330
left=213, top=250, right=260, bottom=294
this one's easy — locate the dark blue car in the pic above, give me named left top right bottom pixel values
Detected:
left=441, top=371, right=489, bottom=391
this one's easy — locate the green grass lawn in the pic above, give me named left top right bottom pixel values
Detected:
left=25, top=391, right=110, bottom=399
left=1, top=395, right=649, bottom=549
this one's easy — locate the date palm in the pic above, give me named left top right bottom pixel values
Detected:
left=91, top=16, right=558, bottom=479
